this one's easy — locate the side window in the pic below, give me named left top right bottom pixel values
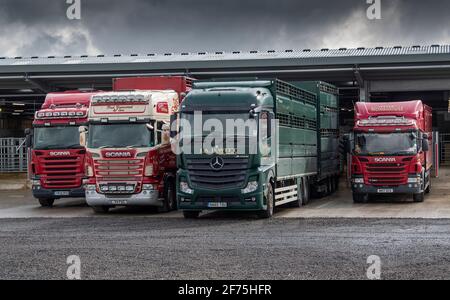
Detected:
left=155, top=121, right=163, bottom=145
left=259, top=111, right=272, bottom=157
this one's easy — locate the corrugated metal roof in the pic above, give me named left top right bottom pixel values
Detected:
left=1, top=45, right=449, bottom=66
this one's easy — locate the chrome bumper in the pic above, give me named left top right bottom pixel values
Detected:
left=85, top=189, right=162, bottom=207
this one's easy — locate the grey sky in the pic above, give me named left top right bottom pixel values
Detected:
left=0, top=0, right=449, bottom=57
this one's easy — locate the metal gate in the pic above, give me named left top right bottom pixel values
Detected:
left=440, top=133, right=450, bottom=166
left=0, top=138, right=28, bottom=173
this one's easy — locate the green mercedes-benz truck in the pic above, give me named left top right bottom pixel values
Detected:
left=175, top=79, right=340, bottom=218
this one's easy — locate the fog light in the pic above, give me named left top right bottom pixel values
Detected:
left=180, top=197, right=191, bottom=202
left=241, top=181, right=258, bottom=194
left=118, top=186, right=126, bottom=191
left=109, top=186, right=117, bottom=191
left=126, top=185, right=134, bottom=191
left=100, top=186, right=109, bottom=192
left=180, top=181, right=193, bottom=194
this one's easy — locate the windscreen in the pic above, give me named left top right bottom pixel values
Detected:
left=88, top=123, right=154, bottom=148
left=354, top=132, right=418, bottom=156
left=33, top=126, right=81, bottom=150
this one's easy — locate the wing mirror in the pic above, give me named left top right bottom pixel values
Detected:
left=79, top=126, right=88, bottom=147
left=24, top=128, right=33, bottom=148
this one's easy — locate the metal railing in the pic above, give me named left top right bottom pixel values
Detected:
left=440, top=133, right=450, bottom=166
left=0, top=138, right=28, bottom=173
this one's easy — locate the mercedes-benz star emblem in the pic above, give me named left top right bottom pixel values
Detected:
left=210, top=157, right=224, bottom=170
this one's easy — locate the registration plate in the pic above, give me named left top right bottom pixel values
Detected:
left=377, top=189, right=394, bottom=193
left=207, top=202, right=227, bottom=208
left=111, top=200, right=128, bottom=205
left=54, top=191, right=70, bottom=196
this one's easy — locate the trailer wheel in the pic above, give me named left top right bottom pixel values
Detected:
left=92, top=206, right=110, bottom=213
left=290, top=178, right=304, bottom=208
left=38, top=198, right=54, bottom=207
left=413, top=192, right=425, bottom=203
left=258, top=181, right=274, bottom=219
left=183, top=211, right=200, bottom=219
left=353, top=193, right=369, bottom=203
left=159, top=180, right=177, bottom=213
left=334, top=176, right=340, bottom=192
left=303, top=178, right=311, bottom=205
left=328, top=178, right=334, bottom=195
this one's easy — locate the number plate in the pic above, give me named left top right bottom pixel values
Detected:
left=377, top=189, right=394, bottom=193
left=54, top=191, right=70, bottom=196
left=111, top=200, right=128, bottom=205
left=207, top=202, right=227, bottom=208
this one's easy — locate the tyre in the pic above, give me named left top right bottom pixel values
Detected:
left=183, top=211, right=200, bottom=219
left=328, top=178, right=333, bottom=195
left=303, top=178, right=311, bottom=205
left=38, top=198, right=54, bottom=207
left=334, top=176, right=340, bottom=192
left=425, top=178, right=431, bottom=194
left=92, top=206, right=110, bottom=213
left=413, top=192, right=425, bottom=203
left=290, top=178, right=304, bottom=208
left=353, top=193, right=369, bottom=203
left=258, top=181, right=274, bottom=219
left=159, top=180, right=177, bottom=213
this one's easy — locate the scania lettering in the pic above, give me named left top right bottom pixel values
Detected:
left=82, top=76, right=193, bottom=213
left=176, top=80, right=341, bottom=218
left=25, top=91, right=97, bottom=207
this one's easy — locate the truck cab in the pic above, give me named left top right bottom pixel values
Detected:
left=348, top=100, right=433, bottom=203
left=27, top=91, right=96, bottom=207
left=82, top=76, right=192, bottom=213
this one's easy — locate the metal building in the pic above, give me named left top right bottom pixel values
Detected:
left=0, top=45, right=450, bottom=167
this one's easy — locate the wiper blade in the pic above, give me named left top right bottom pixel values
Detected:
left=99, top=145, right=122, bottom=149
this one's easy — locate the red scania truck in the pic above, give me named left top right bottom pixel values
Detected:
left=26, top=91, right=97, bottom=207
left=81, top=77, right=192, bottom=213
left=347, top=100, right=433, bottom=203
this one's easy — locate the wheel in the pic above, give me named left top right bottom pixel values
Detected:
left=303, top=178, right=311, bottom=205
left=38, top=198, right=54, bottom=207
left=353, top=193, right=369, bottom=203
left=334, top=176, right=340, bottom=192
left=159, top=180, right=177, bottom=213
left=425, top=178, right=431, bottom=194
left=413, top=192, right=425, bottom=203
left=328, top=178, right=333, bottom=195
left=183, top=211, right=200, bottom=219
left=92, top=206, right=110, bottom=213
left=258, top=181, right=274, bottom=219
left=290, top=178, right=304, bottom=208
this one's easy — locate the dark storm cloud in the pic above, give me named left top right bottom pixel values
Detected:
left=0, top=0, right=449, bottom=57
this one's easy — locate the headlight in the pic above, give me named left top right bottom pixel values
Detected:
left=144, top=165, right=154, bottom=176
left=100, top=185, right=109, bottom=192
left=142, top=184, right=155, bottom=190
left=408, top=177, right=420, bottom=183
left=86, top=185, right=96, bottom=191
left=241, top=181, right=259, bottom=194
left=180, top=181, right=193, bottom=194
left=353, top=178, right=364, bottom=184
left=86, top=165, right=94, bottom=177
left=31, top=180, right=41, bottom=186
